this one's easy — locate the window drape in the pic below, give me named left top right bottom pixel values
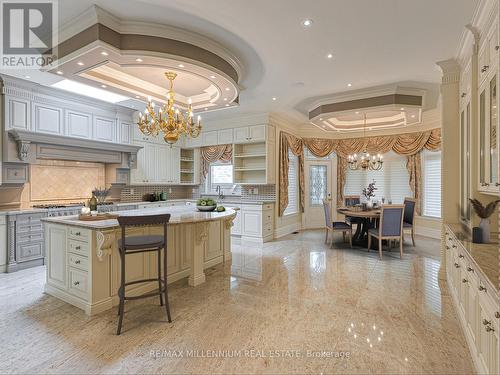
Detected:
left=278, top=132, right=305, bottom=216
left=200, top=144, right=233, bottom=180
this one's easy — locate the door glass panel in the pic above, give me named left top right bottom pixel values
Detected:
left=480, top=90, right=486, bottom=183
left=490, top=75, right=497, bottom=184
left=309, top=165, right=327, bottom=206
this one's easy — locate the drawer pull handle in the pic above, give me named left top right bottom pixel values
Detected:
left=75, top=232, right=81, bottom=236
left=75, top=246, right=81, bottom=250
left=481, top=182, right=490, bottom=187
left=482, top=319, right=491, bottom=326
left=462, top=278, right=468, bottom=283
left=461, top=93, right=466, bottom=98
left=495, top=312, right=500, bottom=319
left=467, top=267, right=473, bottom=272
left=486, top=326, right=495, bottom=332
left=73, top=281, right=80, bottom=286
left=446, top=246, right=450, bottom=250
left=458, top=254, right=464, bottom=258
left=479, top=285, right=487, bottom=292
left=481, top=65, right=489, bottom=73
left=454, top=263, right=460, bottom=268
left=452, top=245, right=457, bottom=248
left=75, top=260, right=81, bottom=264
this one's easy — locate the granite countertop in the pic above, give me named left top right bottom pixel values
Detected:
left=121, top=199, right=275, bottom=206
left=446, top=223, right=499, bottom=296
left=41, top=206, right=237, bottom=229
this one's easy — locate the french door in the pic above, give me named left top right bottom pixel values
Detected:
left=302, top=160, right=333, bottom=229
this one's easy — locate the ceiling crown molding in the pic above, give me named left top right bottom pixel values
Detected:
left=57, top=5, right=245, bottom=84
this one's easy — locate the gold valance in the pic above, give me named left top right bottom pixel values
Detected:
left=200, top=144, right=233, bottom=180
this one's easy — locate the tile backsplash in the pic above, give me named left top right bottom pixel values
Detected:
left=120, top=185, right=197, bottom=202
left=241, top=185, right=276, bottom=201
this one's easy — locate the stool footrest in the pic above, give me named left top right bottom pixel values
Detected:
left=124, top=288, right=165, bottom=301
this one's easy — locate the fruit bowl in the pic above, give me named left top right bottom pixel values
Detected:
left=196, top=205, right=217, bottom=212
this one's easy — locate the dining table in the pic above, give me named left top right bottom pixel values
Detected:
left=337, top=207, right=381, bottom=247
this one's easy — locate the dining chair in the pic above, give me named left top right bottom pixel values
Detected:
left=367, top=204, right=404, bottom=260
left=403, top=197, right=417, bottom=246
left=322, top=200, right=352, bottom=248
left=344, top=195, right=362, bottom=227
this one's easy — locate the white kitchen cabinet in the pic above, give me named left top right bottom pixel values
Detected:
left=183, top=135, right=203, bottom=148
left=202, top=131, right=218, bottom=146
left=0, top=215, right=7, bottom=272
left=5, top=96, right=30, bottom=131
left=32, top=102, right=64, bottom=135
left=93, top=116, right=116, bottom=143
left=239, top=203, right=274, bottom=243
left=230, top=205, right=242, bottom=235
left=130, top=142, right=181, bottom=185
left=119, top=121, right=132, bottom=144
left=45, top=224, right=67, bottom=290
left=445, top=225, right=500, bottom=375
left=234, top=124, right=267, bottom=144
left=218, top=128, right=234, bottom=144
left=180, top=148, right=200, bottom=185
left=167, top=146, right=180, bottom=184
left=66, top=110, right=92, bottom=139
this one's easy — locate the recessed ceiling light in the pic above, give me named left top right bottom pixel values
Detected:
left=400, top=107, right=405, bottom=111
left=302, top=19, right=313, bottom=27
left=210, top=75, right=216, bottom=79
left=225, top=88, right=230, bottom=91
left=224, top=98, right=228, bottom=101
left=77, top=61, right=84, bottom=66
left=272, top=97, right=277, bottom=101
left=178, top=64, right=185, bottom=68
left=327, top=53, right=333, bottom=59
left=347, top=83, right=352, bottom=87
left=52, top=79, right=129, bottom=103
left=136, top=58, right=143, bottom=62
left=101, top=51, right=108, bottom=56
left=56, top=70, right=63, bottom=75
left=135, top=95, right=140, bottom=99
left=225, top=104, right=229, bottom=107
left=101, top=84, right=107, bottom=88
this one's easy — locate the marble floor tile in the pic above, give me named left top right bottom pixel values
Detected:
left=0, top=230, right=475, bottom=374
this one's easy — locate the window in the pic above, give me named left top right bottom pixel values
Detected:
left=344, top=151, right=411, bottom=204
left=284, top=150, right=298, bottom=215
left=205, top=162, right=235, bottom=194
left=422, top=150, right=441, bottom=218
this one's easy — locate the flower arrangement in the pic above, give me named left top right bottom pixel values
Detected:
left=469, top=198, right=500, bottom=218
left=362, top=180, right=377, bottom=200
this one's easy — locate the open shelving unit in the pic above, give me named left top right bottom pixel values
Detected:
left=233, top=142, right=268, bottom=184
left=180, top=148, right=196, bottom=184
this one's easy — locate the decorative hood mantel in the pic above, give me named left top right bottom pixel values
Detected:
left=8, top=129, right=142, bottom=167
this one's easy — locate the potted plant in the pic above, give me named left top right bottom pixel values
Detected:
left=362, top=180, right=377, bottom=210
left=469, top=198, right=500, bottom=243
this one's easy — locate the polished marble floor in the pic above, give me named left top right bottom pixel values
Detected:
left=0, top=231, right=475, bottom=374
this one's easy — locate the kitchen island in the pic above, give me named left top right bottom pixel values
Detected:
left=41, top=206, right=237, bottom=315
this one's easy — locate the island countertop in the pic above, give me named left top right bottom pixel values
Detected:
left=41, top=206, right=237, bottom=229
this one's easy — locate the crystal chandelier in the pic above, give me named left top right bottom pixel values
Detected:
left=347, top=114, right=383, bottom=171
left=137, top=71, right=202, bottom=145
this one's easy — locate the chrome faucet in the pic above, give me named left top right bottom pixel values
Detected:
left=216, top=185, right=224, bottom=200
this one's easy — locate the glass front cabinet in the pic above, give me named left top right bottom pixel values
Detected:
left=477, top=19, right=499, bottom=195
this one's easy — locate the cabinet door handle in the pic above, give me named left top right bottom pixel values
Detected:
left=75, top=232, right=81, bottom=236
left=467, top=267, right=474, bottom=272
left=462, top=278, right=468, bottom=283
left=458, top=254, right=464, bottom=258
left=495, top=182, right=500, bottom=187
left=496, top=45, right=500, bottom=51
left=75, top=260, right=81, bottom=264
left=446, top=246, right=450, bottom=250
left=452, top=245, right=457, bottom=248
left=495, top=312, right=500, bottom=319
left=73, top=281, right=80, bottom=286
left=75, top=246, right=81, bottom=250
left=481, top=65, right=489, bottom=73
left=479, top=285, right=487, bottom=292
left=454, top=263, right=460, bottom=268
left=486, top=326, right=495, bottom=332
left=461, top=93, right=466, bottom=98
left=481, top=182, right=490, bottom=187
left=483, top=319, right=491, bottom=326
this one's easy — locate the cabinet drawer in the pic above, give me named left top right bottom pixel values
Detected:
left=263, top=211, right=273, bottom=224
left=16, top=222, right=43, bottom=234
left=263, top=223, right=273, bottom=236
left=68, top=268, right=89, bottom=300
left=68, top=239, right=89, bottom=256
left=68, top=253, right=89, bottom=271
left=17, top=231, right=44, bottom=243
left=68, top=228, right=90, bottom=241
left=262, top=204, right=274, bottom=211
left=16, top=212, right=45, bottom=224
left=17, top=241, right=43, bottom=261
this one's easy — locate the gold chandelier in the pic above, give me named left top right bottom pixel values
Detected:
left=137, top=71, right=202, bottom=145
left=347, top=114, right=383, bottom=171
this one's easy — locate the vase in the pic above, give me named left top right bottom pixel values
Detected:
left=479, top=218, right=490, bottom=243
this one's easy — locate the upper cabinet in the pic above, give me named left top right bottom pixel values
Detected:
left=234, top=125, right=267, bottom=144
left=1, top=77, right=134, bottom=146
left=478, top=17, right=499, bottom=195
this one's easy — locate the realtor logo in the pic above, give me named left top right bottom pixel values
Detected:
left=0, top=0, right=58, bottom=68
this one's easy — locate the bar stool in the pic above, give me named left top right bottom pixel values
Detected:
left=116, top=214, right=171, bottom=335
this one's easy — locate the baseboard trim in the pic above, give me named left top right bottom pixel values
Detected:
left=415, top=225, right=441, bottom=239
left=274, top=222, right=301, bottom=239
